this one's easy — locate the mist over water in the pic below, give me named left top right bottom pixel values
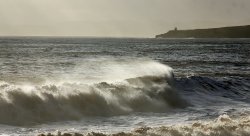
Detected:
left=0, top=37, right=250, bottom=135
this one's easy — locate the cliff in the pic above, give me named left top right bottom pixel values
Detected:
left=156, top=25, right=250, bottom=38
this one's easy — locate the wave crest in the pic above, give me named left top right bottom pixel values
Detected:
left=0, top=70, right=187, bottom=125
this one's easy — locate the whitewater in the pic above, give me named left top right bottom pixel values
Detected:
left=0, top=37, right=249, bottom=136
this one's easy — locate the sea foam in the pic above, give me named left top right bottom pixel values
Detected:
left=39, top=114, right=250, bottom=136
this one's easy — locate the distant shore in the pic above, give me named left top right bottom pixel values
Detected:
left=156, top=25, right=250, bottom=38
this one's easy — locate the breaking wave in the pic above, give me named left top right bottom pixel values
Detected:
left=0, top=59, right=249, bottom=126
left=0, top=61, right=188, bottom=125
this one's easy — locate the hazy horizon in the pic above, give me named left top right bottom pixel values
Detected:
left=0, top=0, right=250, bottom=38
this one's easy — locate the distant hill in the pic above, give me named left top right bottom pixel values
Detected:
left=156, top=25, right=250, bottom=38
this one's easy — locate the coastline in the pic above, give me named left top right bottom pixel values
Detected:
left=156, top=25, right=250, bottom=38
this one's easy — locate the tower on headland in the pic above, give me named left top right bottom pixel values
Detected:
left=174, top=27, right=178, bottom=31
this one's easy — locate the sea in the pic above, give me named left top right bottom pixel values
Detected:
left=0, top=37, right=249, bottom=136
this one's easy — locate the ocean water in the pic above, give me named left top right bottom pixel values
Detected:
left=0, top=37, right=249, bottom=136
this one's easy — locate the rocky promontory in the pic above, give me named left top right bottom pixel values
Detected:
left=156, top=25, right=250, bottom=38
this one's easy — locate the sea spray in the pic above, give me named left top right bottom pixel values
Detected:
left=0, top=60, right=187, bottom=125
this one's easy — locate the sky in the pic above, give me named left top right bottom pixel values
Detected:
left=0, top=0, right=250, bottom=37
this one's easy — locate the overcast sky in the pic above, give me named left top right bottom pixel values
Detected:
left=0, top=0, right=249, bottom=37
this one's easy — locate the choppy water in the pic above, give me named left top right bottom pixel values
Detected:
left=0, top=37, right=249, bottom=135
